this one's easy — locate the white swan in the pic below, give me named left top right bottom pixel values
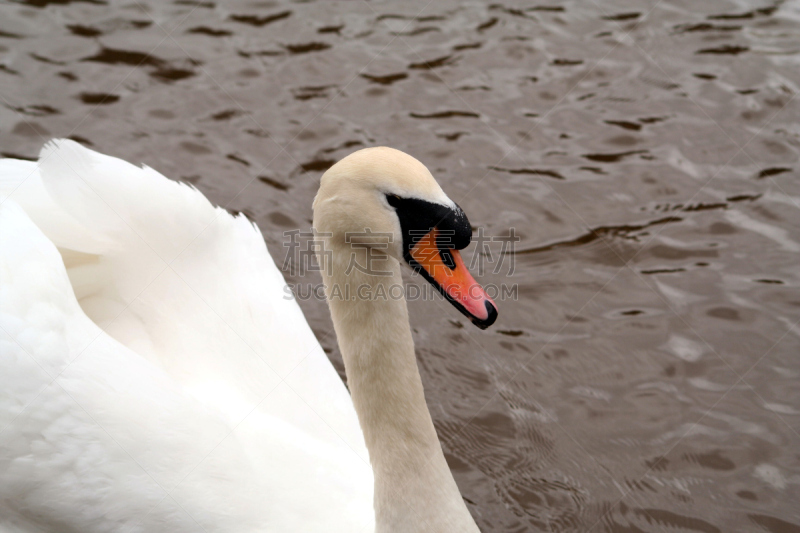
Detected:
left=0, top=139, right=497, bottom=532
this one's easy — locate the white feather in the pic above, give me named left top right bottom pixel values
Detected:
left=0, top=140, right=373, bottom=533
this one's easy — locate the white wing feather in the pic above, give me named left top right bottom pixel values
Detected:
left=0, top=140, right=373, bottom=533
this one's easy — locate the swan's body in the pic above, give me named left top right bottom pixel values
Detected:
left=0, top=140, right=495, bottom=532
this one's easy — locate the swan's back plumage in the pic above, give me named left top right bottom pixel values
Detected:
left=0, top=140, right=373, bottom=532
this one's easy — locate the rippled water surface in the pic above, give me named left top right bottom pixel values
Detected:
left=2, top=0, right=799, bottom=531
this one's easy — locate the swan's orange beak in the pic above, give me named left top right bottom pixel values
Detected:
left=409, top=229, right=498, bottom=329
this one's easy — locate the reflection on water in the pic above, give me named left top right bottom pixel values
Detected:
left=1, top=0, right=798, bottom=530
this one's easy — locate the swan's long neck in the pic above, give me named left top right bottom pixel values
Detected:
left=320, top=245, right=479, bottom=532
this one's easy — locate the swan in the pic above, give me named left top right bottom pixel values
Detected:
left=0, top=139, right=497, bottom=532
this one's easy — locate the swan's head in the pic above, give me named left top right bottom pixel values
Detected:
left=313, top=147, right=497, bottom=329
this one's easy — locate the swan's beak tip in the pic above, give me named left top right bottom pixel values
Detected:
left=472, top=300, right=498, bottom=330
left=408, top=228, right=498, bottom=330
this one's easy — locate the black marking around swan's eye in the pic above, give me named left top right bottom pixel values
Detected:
left=385, top=193, right=472, bottom=262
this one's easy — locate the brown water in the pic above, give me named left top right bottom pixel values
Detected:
left=2, top=0, right=799, bottom=531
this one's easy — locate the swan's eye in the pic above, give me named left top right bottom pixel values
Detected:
left=386, top=194, right=402, bottom=208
